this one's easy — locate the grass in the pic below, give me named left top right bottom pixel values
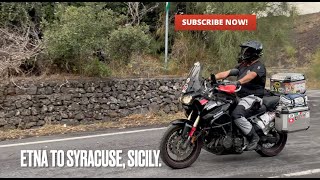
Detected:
left=0, top=111, right=185, bottom=141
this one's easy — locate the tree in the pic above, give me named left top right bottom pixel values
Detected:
left=0, top=26, right=43, bottom=78
left=126, top=2, right=160, bottom=25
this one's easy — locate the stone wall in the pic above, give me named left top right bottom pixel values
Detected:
left=0, top=77, right=185, bottom=130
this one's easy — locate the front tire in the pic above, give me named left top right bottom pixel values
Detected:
left=159, top=124, right=203, bottom=169
left=256, top=130, right=287, bottom=157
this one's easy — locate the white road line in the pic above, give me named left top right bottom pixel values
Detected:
left=0, top=127, right=167, bottom=148
left=268, top=168, right=320, bottom=178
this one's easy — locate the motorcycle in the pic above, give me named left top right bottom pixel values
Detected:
left=159, top=62, right=289, bottom=169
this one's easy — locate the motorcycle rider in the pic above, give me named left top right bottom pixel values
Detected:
left=213, top=40, right=266, bottom=151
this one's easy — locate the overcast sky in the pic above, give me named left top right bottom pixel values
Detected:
left=290, top=2, right=320, bottom=15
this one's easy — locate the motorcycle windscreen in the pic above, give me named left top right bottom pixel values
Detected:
left=182, top=62, right=202, bottom=93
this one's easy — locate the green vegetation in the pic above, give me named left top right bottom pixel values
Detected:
left=108, top=25, right=152, bottom=65
left=0, top=2, right=311, bottom=79
left=44, top=5, right=124, bottom=73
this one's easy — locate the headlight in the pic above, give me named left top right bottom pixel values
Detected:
left=180, top=95, right=193, bottom=105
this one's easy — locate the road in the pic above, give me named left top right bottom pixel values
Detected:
left=0, top=90, right=320, bottom=178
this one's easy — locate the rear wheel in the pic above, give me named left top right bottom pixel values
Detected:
left=159, top=124, right=203, bottom=169
left=255, top=130, right=287, bottom=157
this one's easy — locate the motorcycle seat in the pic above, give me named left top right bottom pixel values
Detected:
left=263, top=96, right=280, bottom=110
left=245, top=104, right=267, bottom=118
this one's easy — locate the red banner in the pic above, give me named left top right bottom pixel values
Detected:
left=175, top=14, right=256, bottom=31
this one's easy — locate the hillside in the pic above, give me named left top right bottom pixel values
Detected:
left=292, top=12, right=320, bottom=66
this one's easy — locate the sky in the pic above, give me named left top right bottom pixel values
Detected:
left=290, top=2, right=320, bottom=15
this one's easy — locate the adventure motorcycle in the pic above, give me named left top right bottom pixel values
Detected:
left=159, top=62, right=291, bottom=169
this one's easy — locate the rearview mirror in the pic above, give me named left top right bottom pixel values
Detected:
left=228, top=69, right=239, bottom=77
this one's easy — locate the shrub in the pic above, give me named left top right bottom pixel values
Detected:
left=43, top=5, right=125, bottom=72
left=83, top=58, right=111, bottom=77
left=108, top=25, right=153, bottom=64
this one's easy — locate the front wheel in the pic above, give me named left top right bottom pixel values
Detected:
left=256, top=130, right=287, bottom=157
left=159, top=124, right=203, bottom=169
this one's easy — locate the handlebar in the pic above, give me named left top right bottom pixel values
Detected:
left=204, top=79, right=242, bottom=93
left=213, top=85, right=241, bottom=92
left=234, top=85, right=242, bottom=92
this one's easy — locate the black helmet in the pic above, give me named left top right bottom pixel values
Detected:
left=238, top=40, right=263, bottom=63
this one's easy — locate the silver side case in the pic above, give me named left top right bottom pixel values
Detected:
left=275, top=106, right=310, bottom=133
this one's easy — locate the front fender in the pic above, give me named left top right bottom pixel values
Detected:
left=171, top=119, right=193, bottom=127
left=171, top=119, right=194, bottom=138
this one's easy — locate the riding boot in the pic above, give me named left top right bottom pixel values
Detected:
left=246, top=128, right=260, bottom=151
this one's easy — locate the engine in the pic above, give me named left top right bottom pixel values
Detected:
left=203, top=131, right=245, bottom=155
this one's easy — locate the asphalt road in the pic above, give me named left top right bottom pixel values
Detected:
left=0, top=90, right=320, bottom=178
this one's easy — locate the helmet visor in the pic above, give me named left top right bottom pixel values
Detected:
left=239, top=47, right=255, bottom=61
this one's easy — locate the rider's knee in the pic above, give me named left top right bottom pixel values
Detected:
left=231, top=105, right=246, bottom=119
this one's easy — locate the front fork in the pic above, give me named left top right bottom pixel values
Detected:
left=181, top=111, right=201, bottom=149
